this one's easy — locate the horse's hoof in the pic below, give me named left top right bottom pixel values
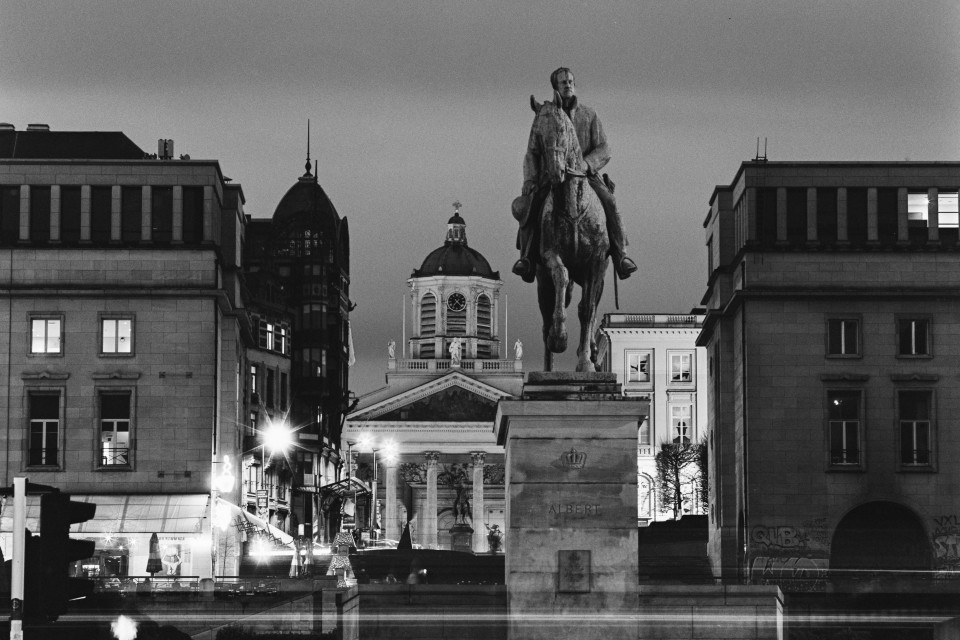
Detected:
left=576, top=362, right=596, bottom=373
left=548, top=330, right=567, bottom=353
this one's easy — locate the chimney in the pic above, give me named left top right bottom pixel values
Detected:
left=26, top=124, right=50, bottom=131
left=158, top=139, right=174, bottom=160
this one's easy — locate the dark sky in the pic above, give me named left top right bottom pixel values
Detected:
left=3, top=1, right=960, bottom=395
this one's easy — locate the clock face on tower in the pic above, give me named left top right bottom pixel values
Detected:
left=447, top=292, right=466, bottom=312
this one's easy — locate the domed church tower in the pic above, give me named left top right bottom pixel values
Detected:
left=343, top=202, right=521, bottom=552
left=408, top=203, right=501, bottom=361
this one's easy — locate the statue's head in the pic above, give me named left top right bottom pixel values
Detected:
left=550, top=67, right=576, bottom=100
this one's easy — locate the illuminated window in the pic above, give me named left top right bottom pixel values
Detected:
left=31, top=317, right=61, bottom=354
left=828, top=390, right=860, bottom=466
left=101, top=318, right=133, bottom=354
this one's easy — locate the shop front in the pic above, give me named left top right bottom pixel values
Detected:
left=0, top=494, right=212, bottom=580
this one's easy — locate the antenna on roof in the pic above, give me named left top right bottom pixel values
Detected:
left=303, top=120, right=312, bottom=177
left=753, top=137, right=768, bottom=163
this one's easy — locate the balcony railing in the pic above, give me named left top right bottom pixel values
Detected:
left=102, top=447, right=130, bottom=466
left=388, top=358, right=522, bottom=374
left=28, top=447, right=58, bottom=466
left=604, top=314, right=703, bottom=328
left=830, top=448, right=860, bottom=465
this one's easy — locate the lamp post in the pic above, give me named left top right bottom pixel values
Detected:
left=370, top=447, right=379, bottom=533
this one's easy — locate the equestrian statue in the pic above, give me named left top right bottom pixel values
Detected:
left=512, top=67, right=637, bottom=372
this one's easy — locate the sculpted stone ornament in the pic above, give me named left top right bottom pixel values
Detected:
left=448, top=336, right=462, bottom=366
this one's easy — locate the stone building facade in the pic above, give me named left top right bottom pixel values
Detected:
left=595, top=311, right=707, bottom=524
left=700, top=161, right=960, bottom=593
left=0, top=125, right=248, bottom=578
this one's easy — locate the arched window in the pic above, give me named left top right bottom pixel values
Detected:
left=638, top=473, right=655, bottom=519
left=476, top=294, right=492, bottom=338
left=420, top=294, right=436, bottom=337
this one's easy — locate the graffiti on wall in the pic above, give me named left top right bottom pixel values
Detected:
left=932, top=514, right=960, bottom=571
left=749, top=519, right=829, bottom=592
left=751, top=556, right=828, bottom=593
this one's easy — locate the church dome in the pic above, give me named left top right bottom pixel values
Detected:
left=412, top=210, right=499, bottom=279
left=271, top=166, right=341, bottom=232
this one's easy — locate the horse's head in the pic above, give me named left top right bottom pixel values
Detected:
left=530, top=92, right=585, bottom=186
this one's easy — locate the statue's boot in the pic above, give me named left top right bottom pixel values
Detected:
left=512, top=225, right=537, bottom=283
left=605, top=206, right=637, bottom=280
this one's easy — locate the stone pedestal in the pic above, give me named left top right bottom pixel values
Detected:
left=495, top=372, right=646, bottom=640
left=450, top=523, right=475, bottom=553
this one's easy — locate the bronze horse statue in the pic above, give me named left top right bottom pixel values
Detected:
left=530, top=92, right=609, bottom=372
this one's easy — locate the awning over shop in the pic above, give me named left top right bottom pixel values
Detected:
left=0, top=494, right=209, bottom=535
left=319, top=477, right=370, bottom=497
left=216, top=498, right=294, bottom=547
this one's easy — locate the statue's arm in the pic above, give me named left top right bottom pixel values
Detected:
left=522, top=126, right=540, bottom=196
left=583, top=111, right=611, bottom=175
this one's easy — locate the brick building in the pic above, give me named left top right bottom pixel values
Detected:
left=700, top=161, right=960, bottom=596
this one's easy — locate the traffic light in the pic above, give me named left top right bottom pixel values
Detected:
left=38, top=493, right=96, bottom=620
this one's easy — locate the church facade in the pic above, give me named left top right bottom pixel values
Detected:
left=343, top=209, right=522, bottom=551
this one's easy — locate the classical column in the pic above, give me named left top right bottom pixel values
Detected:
left=141, top=185, right=152, bottom=242
left=424, top=451, right=440, bottom=549
left=111, top=185, right=121, bottom=242
left=172, top=185, right=183, bottom=244
left=471, top=451, right=486, bottom=552
left=50, top=185, right=60, bottom=243
left=80, top=185, right=91, bottom=243
left=837, top=188, right=849, bottom=244
left=775, top=187, right=787, bottom=244
left=897, top=187, right=909, bottom=245
left=928, top=187, right=940, bottom=243
left=385, top=457, right=399, bottom=542
left=18, top=185, right=29, bottom=242
left=806, top=187, right=817, bottom=244
left=866, top=187, right=878, bottom=244
left=202, top=185, right=213, bottom=243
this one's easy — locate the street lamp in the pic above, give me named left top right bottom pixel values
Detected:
left=260, top=419, right=293, bottom=512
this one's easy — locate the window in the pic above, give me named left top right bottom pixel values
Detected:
left=898, top=318, right=930, bottom=357
left=28, top=393, right=59, bottom=466
left=29, top=186, right=51, bottom=244
left=250, top=365, right=260, bottom=402
left=0, top=186, right=19, bottom=244
left=182, top=187, right=204, bottom=244
left=420, top=294, right=436, bottom=336
left=899, top=390, right=932, bottom=467
left=100, top=392, right=131, bottom=467
left=61, top=186, right=82, bottom=244
left=280, top=372, right=288, bottom=411
left=638, top=418, right=651, bottom=446
left=151, top=186, right=173, bottom=244
left=669, top=352, right=693, bottom=383
left=939, top=191, right=959, bottom=228
left=786, top=188, right=806, bottom=243
left=828, top=390, right=860, bottom=466
left=30, top=317, right=62, bottom=354
left=266, top=369, right=275, bottom=409
left=827, top=318, right=860, bottom=357
left=671, top=404, right=692, bottom=444
left=477, top=294, right=492, bottom=338
left=101, top=318, right=133, bottom=354
left=90, top=186, right=113, bottom=244
left=627, top=351, right=652, bottom=384
left=120, top=186, right=141, bottom=243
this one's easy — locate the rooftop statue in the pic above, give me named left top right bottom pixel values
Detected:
left=511, top=68, right=635, bottom=371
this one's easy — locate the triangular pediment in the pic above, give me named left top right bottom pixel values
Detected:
left=378, top=386, right=497, bottom=421
left=348, top=371, right=513, bottom=423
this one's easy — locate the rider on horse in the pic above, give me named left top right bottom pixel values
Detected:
left=512, top=67, right=638, bottom=283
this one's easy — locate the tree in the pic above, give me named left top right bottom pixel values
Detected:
left=655, top=442, right=702, bottom=520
